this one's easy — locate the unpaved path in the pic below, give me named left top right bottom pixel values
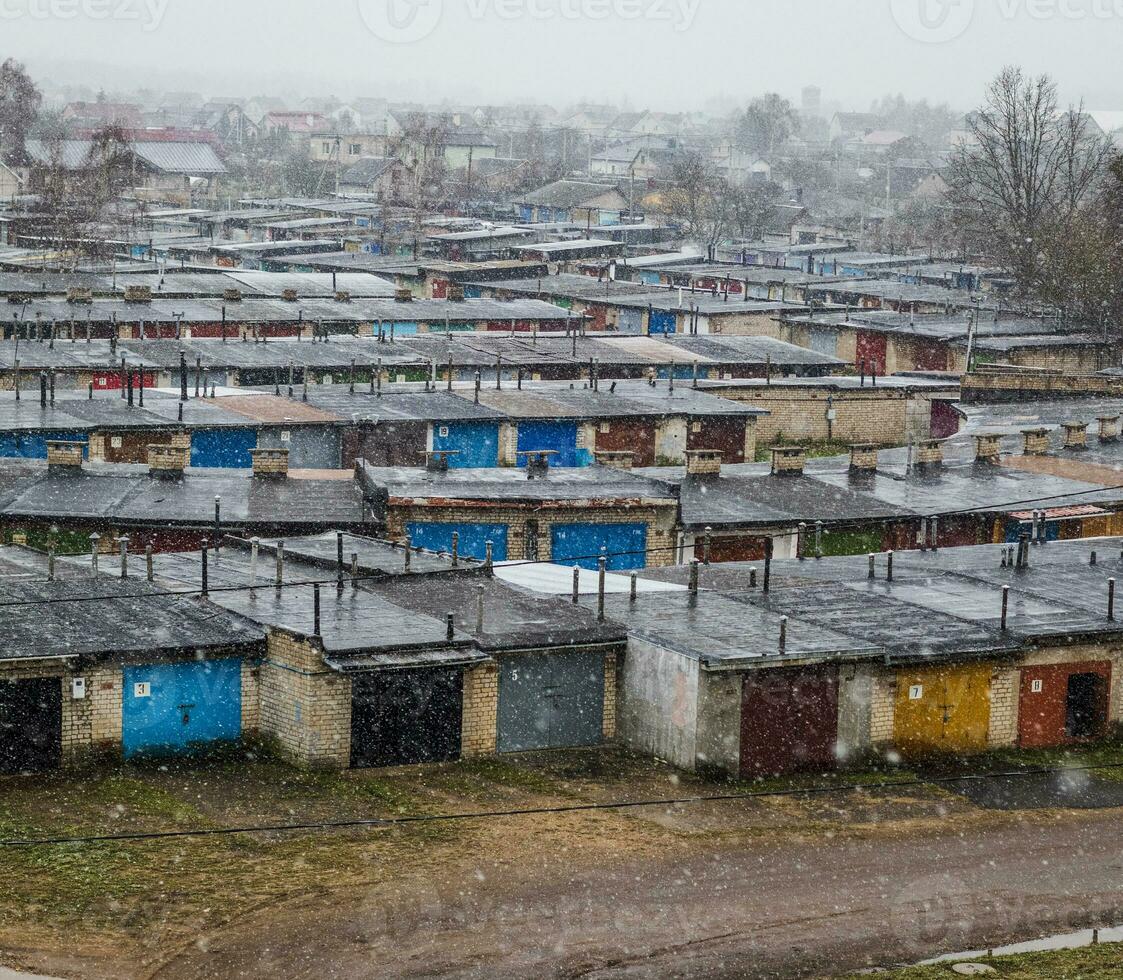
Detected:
left=148, top=806, right=1123, bottom=980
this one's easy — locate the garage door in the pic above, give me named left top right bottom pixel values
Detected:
left=407, top=522, right=508, bottom=561
left=807, top=326, right=838, bottom=358
left=1018, top=661, right=1111, bottom=748
left=855, top=331, right=888, bottom=374
left=122, top=659, right=242, bottom=758
left=616, top=307, right=645, bottom=334
left=498, top=651, right=605, bottom=753
left=894, top=664, right=991, bottom=757
left=351, top=668, right=463, bottom=768
left=551, top=522, right=647, bottom=571
left=649, top=310, right=678, bottom=335
left=0, top=678, right=61, bottom=773
left=517, top=421, right=585, bottom=467
left=741, top=668, right=839, bottom=777
left=190, top=428, right=258, bottom=468
left=432, top=421, right=500, bottom=468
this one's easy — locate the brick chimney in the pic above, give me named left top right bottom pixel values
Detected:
left=250, top=447, right=289, bottom=478
left=915, top=438, right=944, bottom=467
left=282, top=288, right=298, bottom=302
left=148, top=443, right=186, bottom=478
left=447, top=284, right=466, bottom=302
left=849, top=443, right=878, bottom=472
left=223, top=287, right=243, bottom=303
left=1022, top=427, right=1050, bottom=455
left=47, top=440, right=84, bottom=472
left=335, top=290, right=351, bottom=303
left=395, top=287, right=413, bottom=303
left=66, top=286, right=93, bottom=305
left=974, top=433, right=1002, bottom=463
left=685, top=449, right=722, bottom=476
left=770, top=446, right=805, bottom=476
left=595, top=451, right=635, bottom=470
left=124, top=285, right=152, bottom=303
left=1098, top=416, right=1121, bottom=442
left=1062, top=421, right=1088, bottom=450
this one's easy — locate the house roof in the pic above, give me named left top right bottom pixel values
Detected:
left=518, top=180, right=626, bottom=209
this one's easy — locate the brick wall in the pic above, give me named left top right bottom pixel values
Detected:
left=603, top=652, right=618, bottom=739
left=869, top=671, right=896, bottom=745
left=462, top=662, right=498, bottom=756
left=259, top=631, right=352, bottom=767
left=987, top=667, right=1019, bottom=747
left=241, top=660, right=261, bottom=733
left=387, top=502, right=679, bottom=568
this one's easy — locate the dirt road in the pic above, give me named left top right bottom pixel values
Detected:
left=151, top=806, right=1123, bottom=980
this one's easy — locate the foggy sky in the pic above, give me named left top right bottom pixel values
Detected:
left=5, top=0, right=1123, bottom=113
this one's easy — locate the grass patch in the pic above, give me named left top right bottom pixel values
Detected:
left=754, top=438, right=856, bottom=462
left=843, top=940, right=1123, bottom=978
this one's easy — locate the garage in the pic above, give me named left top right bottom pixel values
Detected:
left=122, top=659, right=242, bottom=758
left=497, top=650, right=605, bottom=753
left=432, top=421, right=500, bottom=468
left=1018, top=661, right=1111, bottom=748
left=740, top=667, right=839, bottom=777
left=350, top=668, right=463, bottom=768
left=517, top=420, right=584, bottom=467
left=648, top=309, right=678, bottom=335
left=855, top=330, right=888, bottom=374
left=0, top=677, right=61, bottom=773
left=893, top=664, right=991, bottom=757
left=190, top=428, right=258, bottom=468
left=551, top=522, right=648, bottom=571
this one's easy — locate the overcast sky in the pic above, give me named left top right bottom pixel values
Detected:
left=5, top=0, right=1123, bottom=112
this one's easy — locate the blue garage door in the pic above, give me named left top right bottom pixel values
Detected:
left=550, top=523, right=648, bottom=571
left=433, top=421, right=500, bottom=468
left=649, top=310, right=677, bottom=335
left=0, top=431, right=88, bottom=459
left=517, top=421, right=590, bottom=467
left=122, top=659, right=242, bottom=758
left=519, top=205, right=534, bottom=223
left=616, top=307, right=644, bottom=334
left=387, top=321, right=418, bottom=336
left=407, top=522, right=509, bottom=561
left=190, top=428, right=257, bottom=468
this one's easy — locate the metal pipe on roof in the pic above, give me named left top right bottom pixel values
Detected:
left=703, top=527, right=712, bottom=566
left=119, top=536, right=129, bottom=579
left=779, top=615, right=788, bottom=655
left=476, top=584, right=485, bottom=635
left=145, top=544, right=153, bottom=583
left=38, top=371, right=46, bottom=409
left=1110, top=579, right=1116, bottom=622
left=313, top=583, right=321, bottom=638
left=275, top=541, right=284, bottom=590
left=630, top=572, right=637, bottom=603
left=689, top=558, right=699, bottom=594
left=201, top=539, right=209, bottom=597
left=451, top=532, right=459, bottom=568
left=597, top=556, right=606, bottom=622
left=446, top=613, right=455, bottom=641
left=1001, top=585, right=1009, bottom=630
left=572, top=566, right=580, bottom=604
left=214, top=497, right=221, bottom=551
left=485, top=540, right=494, bottom=576
left=764, top=538, right=773, bottom=593
left=886, top=550, right=894, bottom=581
left=404, top=536, right=412, bottom=572
left=89, top=533, right=100, bottom=578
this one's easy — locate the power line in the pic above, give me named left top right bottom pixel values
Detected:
left=0, top=761, right=1116, bottom=848
left=4, top=472, right=1123, bottom=610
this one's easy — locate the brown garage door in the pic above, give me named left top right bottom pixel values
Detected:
left=741, top=667, right=839, bottom=778
left=1018, top=661, right=1111, bottom=749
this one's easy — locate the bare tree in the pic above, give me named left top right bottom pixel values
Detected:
left=736, top=94, right=800, bottom=157
left=662, top=153, right=739, bottom=258
left=0, top=58, right=42, bottom=166
left=946, top=67, right=1114, bottom=313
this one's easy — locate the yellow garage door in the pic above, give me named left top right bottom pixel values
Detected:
left=894, top=665, right=991, bottom=757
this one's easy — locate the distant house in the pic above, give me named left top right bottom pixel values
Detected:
left=339, top=157, right=411, bottom=202
left=608, top=110, right=692, bottom=138
left=25, top=138, right=226, bottom=205
left=0, top=161, right=25, bottom=202
left=711, top=144, right=772, bottom=185
left=515, top=179, right=630, bottom=225
left=309, top=132, right=388, bottom=164
left=263, top=111, right=331, bottom=135
left=453, top=157, right=530, bottom=198
left=591, top=136, right=679, bottom=180
left=386, top=111, right=497, bottom=170
left=61, top=101, right=143, bottom=131
left=829, top=112, right=881, bottom=143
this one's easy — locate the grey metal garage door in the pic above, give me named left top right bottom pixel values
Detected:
left=497, top=650, right=605, bottom=753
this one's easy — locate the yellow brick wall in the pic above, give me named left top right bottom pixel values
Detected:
left=869, top=671, right=896, bottom=745
left=603, top=652, right=618, bottom=739
left=241, top=661, right=261, bottom=733
left=987, top=667, right=1020, bottom=747
left=462, top=662, right=499, bottom=757
left=259, top=632, right=352, bottom=768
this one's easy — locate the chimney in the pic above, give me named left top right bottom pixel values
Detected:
left=223, top=287, right=243, bottom=303
left=495, top=287, right=513, bottom=302
left=281, top=288, right=299, bottom=302
left=526, top=452, right=550, bottom=479
left=770, top=446, right=805, bottom=476
left=915, top=438, right=944, bottom=467
left=685, top=449, right=723, bottom=476
left=66, top=286, right=93, bottom=305
left=394, top=287, right=413, bottom=303
left=849, top=443, right=879, bottom=472
left=1098, top=416, right=1121, bottom=442
left=1021, top=427, right=1050, bottom=456
left=46, top=440, right=84, bottom=472
left=595, top=450, right=635, bottom=470
left=974, top=433, right=1002, bottom=463
left=426, top=451, right=451, bottom=473
left=250, top=447, right=289, bottom=478
left=447, top=284, right=466, bottom=302
left=148, top=443, right=186, bottom=478
left=1062, top=421, right=1088, bottom=451
left=334, top=290, right=351, bottom=303
left=124, top=285, right=152, bottom=303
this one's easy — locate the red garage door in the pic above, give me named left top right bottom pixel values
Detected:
left=741, top=667, right=839, bottom=777
left=1018, top=662, right=1111, bottom=748
left=855, top=331, right=888, bottom=374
